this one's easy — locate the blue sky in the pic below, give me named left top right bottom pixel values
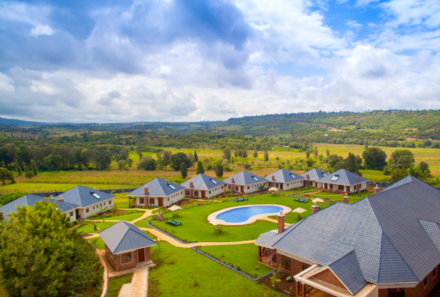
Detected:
left=0, top=0, right=440, bottom=122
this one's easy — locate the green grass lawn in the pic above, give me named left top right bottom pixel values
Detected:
left=89, top=237, right=105, bottom=250
left=149, top=242, right=281, bottom=297
left=150, top=194, right=328, bottom=242
left=199, top=244, right=272, bottom=278
left=135, top=216, right=153, bottom=228
left=92, top=211, right=144, bottom=222
left=107, top=274, right=133, bottom=297
left=77, top=222, right=116, bottom=234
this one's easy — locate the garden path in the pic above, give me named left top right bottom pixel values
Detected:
left=118, top=266, right=148, bottom=297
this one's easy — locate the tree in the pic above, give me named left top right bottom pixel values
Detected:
left=162, top=150, right=172, bottom=166
left=25, top=171, right=34, bottom=179
left=253, top=151, right=258, bottom=158
left=138, top=156, right=157, bottom=171
left=180, top=163, right=188, bottom=178
left=264, top=151, right=269, bottom=162
left=0, top=168, right=15, bottom=185
left=92, top=147, right=112, bottom=170
left=17, top=145, right=31, bottom=165
left=30, top=159, right=38, bottom=176
left=328, top=154, right=343, bottom=167
left=0, top=201, right=101, bottom=297
left=127, top=159, right=133, bottom=167
left=362, top=148, right=387, bottom=170
left=389, top=150, right=415, bottom=169
left=306, top=159, right=316, bottom=168
left=222, top=148, right=231, bottom=160
left=43, top=154, right=63, bottom=171
left=196, top=161, right=204, bottom=175
left=14, top=159, right=22, bottom=176
left=193, top=151, right=198, bottom=162
left=170, top=153, right=190, bottom=171
left=118, top=160, right=126, bottom=170
left=390, top=168, right=406, bottom=183
left=305, top=150, right=311, bottom=158
left=326, top=149, right=330, bottom=157
left=215, top=163, right=223, bottom=177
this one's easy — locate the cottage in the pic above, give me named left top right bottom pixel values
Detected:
left=301, top=168, right=327, bottom=187
left=100, top=221, right=156, bottom=272
left=0, top=194, right=78, bottom=221
left=127, top=178, right=185, bottom=208
left=181, top=173, right=225, bottom=199
left=54, top=186, right=115, bottom=221
left=265, top=169, right=305, bottom=191
left=223, top=171, right=267, bottom=194
left=315, top=169, right=369, bottom=193
left=256, top=176, right=440, bottom=297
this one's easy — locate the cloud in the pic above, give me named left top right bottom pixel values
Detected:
left=30, top=25, right=53, bottom=37
left=346, top=20, right=362, bottom=28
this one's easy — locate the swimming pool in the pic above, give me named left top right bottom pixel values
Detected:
left=208, top=204, right=291, bottom=226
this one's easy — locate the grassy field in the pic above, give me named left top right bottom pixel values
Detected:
left=89, top=237, right=105, bottom=250
left=77, top=222, right=117, bottom=234
left=89, top=211, right=144, bottom=221
left=107, top=274, right=133, bottom=297
left=199, top=244, right=273, bottom=278
left=150, top=194, right=328, bottom=242
left=148, top=242, right=281, bottom=297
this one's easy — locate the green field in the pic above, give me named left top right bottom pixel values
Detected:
left=108, top=274, right=133, bottom=297
left=148, top=242, right=281, bottom=297
left=200, top=244, right=273, bottom=278
left=150, top=194, right=328, bottom=242
left=76, top=222, right=116, bottom=234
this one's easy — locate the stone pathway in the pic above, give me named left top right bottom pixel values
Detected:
left=118, top=266, right=149, bottom=297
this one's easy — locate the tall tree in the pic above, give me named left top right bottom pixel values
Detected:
left=389, top=150, right=415, bottom=169
left=162, top=150, right=172, bottom=166
left=170, top=153, right=190, bottom=171
left=30, top=159, right=38, bottom=176
left=222, top=148, right=231, bottom=160
left=180, top=163, right=188, bottom=178
left=193, top=151, right=198, bottom=162
left=196, top=161, right=204, bottom=175
left=253, top=151, right=258, bottom=158
left=264, top=151, right=269, bottom=162
left=362, top=147, right=387, bottom=170
left=215, top=163, right=223, bottom=178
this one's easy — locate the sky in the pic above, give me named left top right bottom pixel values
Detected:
left=1, top=0, right=440, bottom=123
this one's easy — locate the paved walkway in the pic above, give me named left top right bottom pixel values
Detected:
left=118, top=266, right=149, bottom=297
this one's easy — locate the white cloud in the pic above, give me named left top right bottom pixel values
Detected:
left=346, top=20, right=362, bottom=28
left=30, top=25, right=53, bottom=37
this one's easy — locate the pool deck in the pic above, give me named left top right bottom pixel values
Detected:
left=207, top=204, right=292, bottom=226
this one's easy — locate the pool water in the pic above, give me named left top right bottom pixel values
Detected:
left=216, top=205, right=284, bottom=223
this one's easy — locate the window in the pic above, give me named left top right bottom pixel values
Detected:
left=388, top=289, right=405, bottom=297
left=434, top=267, right=437, bottom=278
left=168, top=198, right=170, bottom=201
left=70, top=212, right=73, bottom=216
left=121, top=252, right=132, bottom=264
left=289, top=174, right=296, bottom=179
left=109, top=200, right=112, bottom=204
left=247, top=186, right=250, bottom=189
left=209, top=191, right=211, bottom=194
left=252, top=176, right=258, bottom=181
left=210, top=179, right=218, bottom=184
left=168, top=184, right=176, bottom=190
left=91, top=192, right=101, bottom=199
left=86, top=208, right=89, bottom=213
left=282, top=257, right=292, bottom=271
left=424, top=277, right=428, bottom=288
left=331, top=175, right=339, bottom=181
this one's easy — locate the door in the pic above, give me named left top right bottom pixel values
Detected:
left=280, top=183, right=283, bottom=190
left=139, top=198, right=144, bottom=205
left=158, top=198, right=163, bottom=207
left=138, top=248, right=145, bottom=262
left=202, top=191, right=206, bottom=198
left=241, top=186, right=244, bottom=193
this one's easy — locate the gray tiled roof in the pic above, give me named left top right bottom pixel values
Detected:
left=316, top=169, right=369, bottom=185
left=223, top=171, right=266, bottom=185
left=256, top=175, right=440, bottom=290
left=328, top=251, right=367, bottom=295
left=99, top=221, right=156, bottom=254
left=0, top=194, right=78, bottom=218
left=181, top=174, right=225, bottom=190
left=265, top=169, right=305, bottom=183
left=127, top=178, right=185, bottom=197
left=55, top=185, right=115, bottom=207
left=301, top=168, right=327, bottom=181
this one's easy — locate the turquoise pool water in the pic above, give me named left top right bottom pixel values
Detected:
left=216, top=205, right=283, bottom=223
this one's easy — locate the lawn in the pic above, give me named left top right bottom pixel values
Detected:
left=76, top=222, right=116, bottom=234
left=90, top=211, right=144, bottom=222
left=150, top=194, right=328, bottom=242
left=89, top=237, right=105, bottom=250
left=148, top=242, right=282, bottom=297
left=135, top=216, right=153, bottom=228
left=107, top=274, right=133, bottom=297
left=200, top=244, right=273, bottom=278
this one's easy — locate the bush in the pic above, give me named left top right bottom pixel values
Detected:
left=25, top=171, right=34, bottom=179
left=137, top=156, right=157, bottom=171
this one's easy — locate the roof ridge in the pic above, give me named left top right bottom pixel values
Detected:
left=112, top=222, right=131, bottom=253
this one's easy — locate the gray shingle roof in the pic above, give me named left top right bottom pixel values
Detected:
left=301, top=168, right=327, bottom=181
left=100, top=221, right=156, bottom=254
left=54, top=185, right=115, bottom=207
left=127, top=178, right=185, bottom=197
left=265, top=169, right=305, bottom=183
left=316, top=169, right=369, bottom=185
left=0, top=194, right=78, bottom=218
left=328, top=251, right=367, bottom=295
left=223, top=171, right=266, bottom=185
left=181, top=174, right=225, bottom=190
left=256, top=175, right=440, bottom=290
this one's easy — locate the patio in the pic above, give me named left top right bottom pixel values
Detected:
left=258, top=247, right=278, bottom=269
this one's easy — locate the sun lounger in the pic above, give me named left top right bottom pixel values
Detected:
left=166, top=220, right=182, bottom=226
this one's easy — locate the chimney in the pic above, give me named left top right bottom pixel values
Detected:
left=343, top=193, right=349, bottom=204
left=272, top=175, right=275, bottom=181
left=306, top=174, right=310, bottom=179
left=311, top=202, right=320, bottom=214
left=232, top=178, right=235, bottom=183
left=278, top=211, right=285, bottom=234
left=58, top=196, right=64, bottom=202
left=144, top=186, right=149, bottom=195
left=356, top=176, right=360, bottom=182
left=190, top=181, right=194, bottom=188
left=374, top=184, right=380, bottom=194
